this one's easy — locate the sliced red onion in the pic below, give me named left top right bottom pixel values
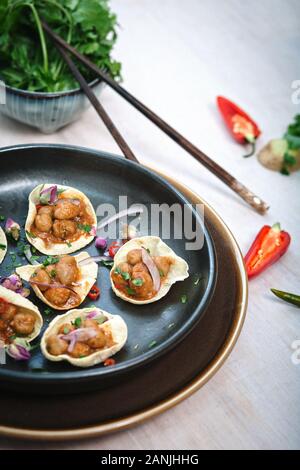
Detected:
left=141, top=247, right=161, bottom=293
left=78, top=255, right=112, bottom=267
left=90, top=226, right=97, bottom=237
left=62, top=327, right=98, bottom=352
left=15, top=287, right=30, bottom=298
left=24, top=245, right=40, bottom=265
left=95, top=237, right=107, bottom=250
left=86, top=310, right=98, bottom=319
left=1, top=274, right=22, bottom=291
left=40, top=185, right=58, bottom=205
left=30, top=280, right=81, bottom=299
left=70, top=198, right=81, bottom=206
left=97, top=205, right=144, bottom=231
left=7, top=341, right=31, bottom=361
left=5, top=218, right=21, bottom=241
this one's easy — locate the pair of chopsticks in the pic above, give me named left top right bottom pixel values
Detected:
left=42, top=21, right=269, bottom=215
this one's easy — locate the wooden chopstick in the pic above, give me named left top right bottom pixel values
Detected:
left=42, top=21, right=269, bottom=215
left=55, top=43, right=138, bottom=164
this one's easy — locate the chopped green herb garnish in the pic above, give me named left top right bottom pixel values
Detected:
left=159, top=270, right=164, bottom=277
left=114, top=267, right=121, bottom=275
left=79, top=355, right=87, bottom=359
left=44, top=308, right=53, bottom=316
left=132, top=278, right=143, bottom=286
left=30, top=256, right=40, bottom=263
left=0, top=244, right=6, bottom=250
left=121, top=271, right=131, bottom=281
left=126, top=287, right=136, bottom=296
left=0, top=215, right=4, bottom=221
left=96, top=315, right=107, bottom=325
left=148, top=340, right=157, bottom=348
left=63, top=327, right=70, bottom=335
left=74, top=317, right=82, bottom=328
left=66, top=241, right=72, bottom=248
left=180, top=294, right=188, bottom=304
left=49, top=269, right=57, bottom=279
left=194, top=275, right=203, bottom=286
left=77, top=223, right=91, bottom=233
left=26, top=230, right=36, bottom=239
left=101, top=260, right=114, bottom=268
left=43, top=256, right=59, bottom=267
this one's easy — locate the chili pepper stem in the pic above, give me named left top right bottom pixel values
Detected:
left=243, top=141, right=256, bottom=158
left=271, top=289, right=300, bottom=308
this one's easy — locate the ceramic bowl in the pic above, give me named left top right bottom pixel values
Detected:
left=0, top=79, right=104, bottom=133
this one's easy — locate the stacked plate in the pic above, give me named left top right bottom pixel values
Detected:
left=0, top=145, right=247, bottom=440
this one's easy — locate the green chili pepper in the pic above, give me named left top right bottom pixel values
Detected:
left=271, top=289, right=300, bottom=308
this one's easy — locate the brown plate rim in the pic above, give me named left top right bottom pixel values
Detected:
left=0, top=172, right=248, bottom=441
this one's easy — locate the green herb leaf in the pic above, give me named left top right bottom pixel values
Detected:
left=77, top=223, right=91, bottom=233
left=26, top=230, right=36, bottom=239
left=180, top=294, right=188, bottom=304
left=0, top=244, right=6, bottom=250
left=126, top=287, right=136, bottom=296
left=121, top=271, right=131, bottom=281
left=43, top=256, right=59, bottom=267
left=74, top=317, right=82, bottom=328
left=132, top=278, right=143, bottom=286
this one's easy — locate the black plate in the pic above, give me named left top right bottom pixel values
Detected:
left=0, top=144, right=215, bottom=394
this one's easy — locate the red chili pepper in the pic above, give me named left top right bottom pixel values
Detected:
left=108, top=241, right=121, bottom=258
left=245, top=223, right=291, bottom=279
left=217, top=96, right=261, bottom=157
left=88, top=284, right=100, bottom=300
left=36, top=204, right=43, bottom=211
left=104, top=358, right=116, bottom=367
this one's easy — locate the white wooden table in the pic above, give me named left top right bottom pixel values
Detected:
left=0, top=0, right=299, bottom=450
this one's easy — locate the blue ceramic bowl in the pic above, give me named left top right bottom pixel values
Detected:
left=0, top=78, right=104, bottom=133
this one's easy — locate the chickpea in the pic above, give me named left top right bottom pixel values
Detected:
left=45, top=264, right=58, bottom=280
left=127, top=249, right=142, bottom=265
left=31, top=268, right=51, bottom=291
left=0, top=302, right=17, bottom=321
left=83, top=319, right=99, bottom=329
left=58, top=323, right=75, bottom=335
left=56, top=256, right=78, bottom=285
left=47, top=335, right=68, bottom=356
left=44, top=287, right=71, bottom=306
left=38, top=205, right=54, bottom=217
left=111, top=262, right=132, bottom=287
left=10, top=312, right=36, bottom=335
left=53, top=220, right=77, bottom=240
left=88, top=329, right=107, bottom=349
left=69, top=341, right=91, bottom=358
left=130, top=268, right=154, bottom=299
left=34, top=213, right=53, bottom=232
left=153, top=256, right=171, bottom=277
left=54, top=199, right=80, bottom=220
left=132, top=262, right=149, bottom=275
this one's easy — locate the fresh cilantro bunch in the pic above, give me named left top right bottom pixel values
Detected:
left=0, top=0, right=121, bottom=92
